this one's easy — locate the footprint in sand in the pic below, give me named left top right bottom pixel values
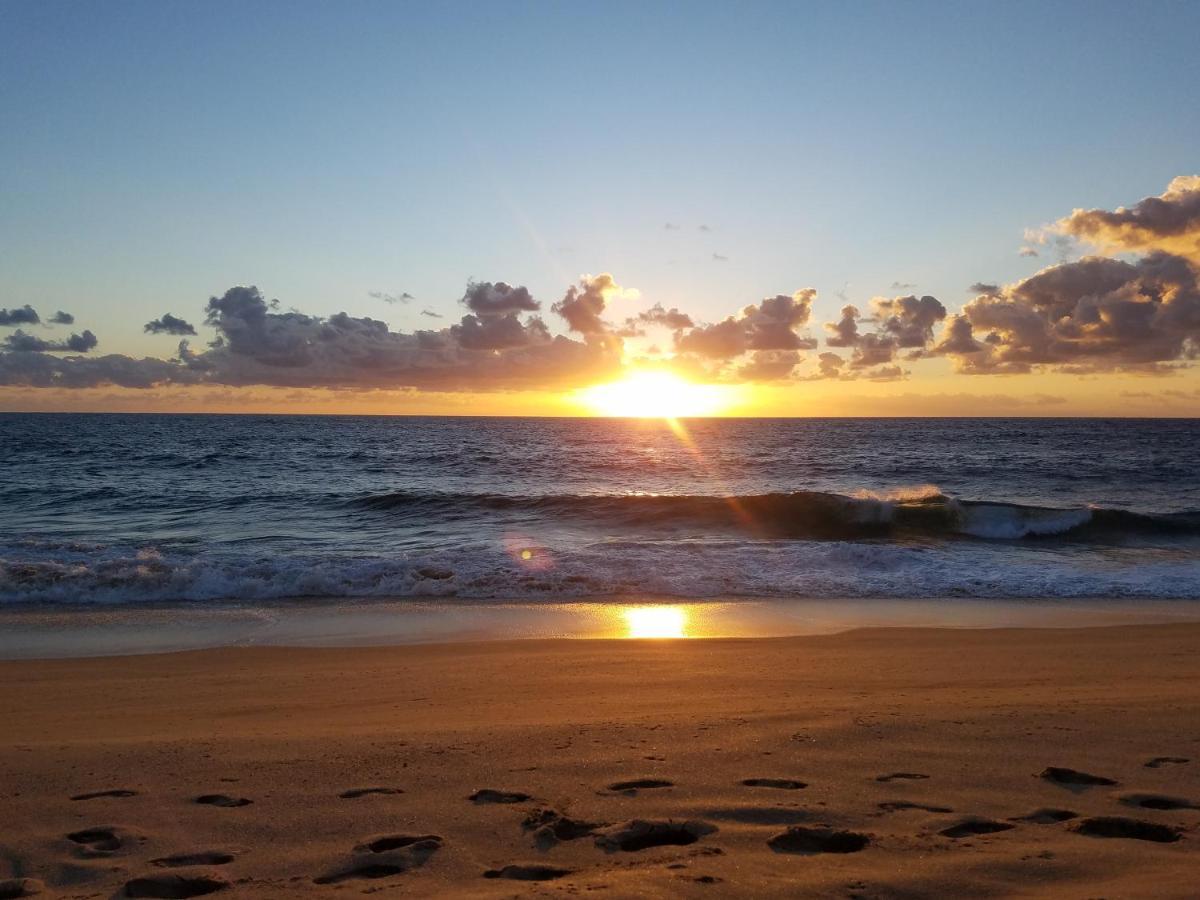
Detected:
left=523, top=809, right=605, bottom=848
left=483, top=864, right=573, bottom=882
left=469, top=789, right=532, bottom=804
left=314, top=834, right=443, bottom=884
left=0, top=878, right=44, bottom=899
left=594, top=820, right=717, bottom=853
left=150, top=851, right=236, bottom=868
left=1072, top=816, right=1181, bottom=843
left=767, top=826, right=870, bottom=854
left=1010, top=808, right=1077, bottom=824
left=1145, top=756, right=1190, bottom=768
left=67, top=826, right=142, bottom=858
left=741, top=778, right=806, bottom=790
left=122, top=874, right=229, bottom=898
left=70, top=789, right=138, bottom=801
left=1038, top=767, right=1117, bottom=787
left=938, top=818, right=1016, bottom=839
left=339, top=787, right=403, bottom=799
left=194, top=794, right=252, bottom=808
left=875, top=773, right=929, bottom=783
left=1117, top=792, right=1200, bottom=811
left=606, top=778, right=674, bottom=795
left=878, top=800, right=953, bottom=814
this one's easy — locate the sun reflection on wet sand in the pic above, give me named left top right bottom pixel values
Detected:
left=622, top=605, right=689, bottom=638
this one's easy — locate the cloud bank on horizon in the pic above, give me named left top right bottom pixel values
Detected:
left=2, top=177, right=1199, bottom=393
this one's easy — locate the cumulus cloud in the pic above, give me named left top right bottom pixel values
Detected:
left=818, top=294, right=945, bottom=376
left=936, top=252, right=1200, bottom=373
left=678, top=290, right=817, bottom=360
left=0, top=284, right=620, bottom=392
left=0, top=305, right=40, bottom=326
left=1058, top=175, right=1200, bottom=261
left=551, top=273, right=633, bottom=344
left=969, top=282, right=1000, bottom=295
left=462, top=281, right=539, bottom=318
left=3, top=329, right=97, bottom=353
left=144, top=313, right=197, bottom=335
left=619, top=303, right=694, bottom=337
left=49, top=310, right=75, bottom=325
left=736, top=350, right=804, bottom=382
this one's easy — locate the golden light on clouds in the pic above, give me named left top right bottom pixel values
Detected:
left=575, top=370, right=740, bottom=418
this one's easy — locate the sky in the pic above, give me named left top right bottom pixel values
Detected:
left=1, top=0, right=1199, bottom=416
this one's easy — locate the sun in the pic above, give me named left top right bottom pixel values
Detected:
left=577, top=370, right=736, bottom=418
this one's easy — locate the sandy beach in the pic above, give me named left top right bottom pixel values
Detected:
left=2, top=623, right=1198, bottom=898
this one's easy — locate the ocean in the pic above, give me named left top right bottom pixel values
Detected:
left=1, top=414, right=1198, bottom=607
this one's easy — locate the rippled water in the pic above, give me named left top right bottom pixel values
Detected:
left=1, top=414, right=1197, bottom=604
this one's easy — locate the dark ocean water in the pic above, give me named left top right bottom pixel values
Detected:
left=1, top=414, right=1198, bottom=605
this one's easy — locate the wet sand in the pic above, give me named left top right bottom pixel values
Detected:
left=2, top=624, right=1199, bottom=897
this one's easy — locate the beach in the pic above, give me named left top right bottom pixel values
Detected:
left=3, top=622, right=1198, bottom=897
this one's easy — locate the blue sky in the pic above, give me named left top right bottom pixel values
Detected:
left=1, top=1, right=1199, bottom=415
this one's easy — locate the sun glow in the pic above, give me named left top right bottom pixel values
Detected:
left=577, top=370, right=736, bottom=418
left=623, top=605, right=688, bottom=638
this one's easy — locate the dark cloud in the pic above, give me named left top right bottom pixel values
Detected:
left=936, top=252, right=1200, bottom=373
left=622, top=303, right=694, bottom=336
left=712, top=252, right=728, bottom=262
left=462, top=281, right=539, bottom=317
left=819, top=294, right=945, bottom=374
left=1058, top=175, right=1200, bottom=261
left=663, top=222, right=680, bottom=231
left=1019, top=246, right=1040, bottom=258
left=0, top=305, right=40, bottom=326
left=49, top=310, right=75, bottom=325
left=369, top=291, right=415, bottom=304
left=3, top=329, right=97, bottom=353
left=551, top=273, right=629, bottom=342
left=890, top=281, right=916, bottom=291
left=678, top=290, right=817, bottom=360
left=420, top=309, right=444, bottom=318
left=698, top=224, right=712, bottom=232
left=144, top=313, right=197, bottom=336
left=0, top=284, right=619, bottom=392
left=969, top=282, right=1000, bottom=295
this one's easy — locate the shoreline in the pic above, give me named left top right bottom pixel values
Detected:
left=2, top=623, right=1198, bottom=896
left=4, top=594, right=1200, bottom=659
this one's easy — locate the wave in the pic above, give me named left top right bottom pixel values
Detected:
left=347, top=488, right=1200, bottom=543
left=3, top=537, right=1198, bottom=605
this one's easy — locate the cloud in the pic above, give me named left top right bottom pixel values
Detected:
left=551, top=273, right=633, bottom=344
left=677, top=290, right=818, bottom=360
left=1019, top=246, right=1040, bottom=257
left=935, top=252, right=1200, bottom=373
left=49, top=310, right=75, bottom=325
left=890, top=281, right=916, bottom=291
left=1058, top=175, right=1200, bottom=261
left=0, top=284, right=621, bottom=392
left=0, top=305, right=40, bottom=326
left=736, top=350, right=804, bottom=382
left=818, top=294, right=945, bottom=374
left=619, top=303, right=694, bottom=337
left=712, top=252, right=729, bottom=262
left=369, top=290, right=415, bottom=304
left=698, top=224, right=712, bottom=232
left=420, top=309, right=443, bottom=318
left=144, top=313, right=197, bottom=335
left=3, top=329, right=97, bottom=353
left=663, top=222, right=680, bottom=231
left=462, top=281, right=539, bottom=317
left=969, top=282, right=1000, bottom=295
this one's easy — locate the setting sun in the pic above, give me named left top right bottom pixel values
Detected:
left=576, top=370, right=737, bottom=418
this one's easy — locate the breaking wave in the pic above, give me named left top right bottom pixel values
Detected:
left=347, top=488, right=1200, bottom=543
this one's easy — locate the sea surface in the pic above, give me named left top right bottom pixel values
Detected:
left=1, top=414, right=1198, bottom=606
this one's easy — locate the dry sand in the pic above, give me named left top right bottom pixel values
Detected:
left=2, top=624, right=1199, bottom=897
